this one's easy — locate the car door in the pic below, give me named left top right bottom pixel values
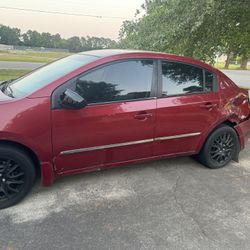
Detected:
left=51, top=59, right=157, bottom=173
left=154, top=60, right=221, bottom=156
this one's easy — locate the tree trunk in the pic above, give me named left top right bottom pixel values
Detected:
left=240, top=54, right=248, bottom=70
left=224, top=50, right=232, bottom=69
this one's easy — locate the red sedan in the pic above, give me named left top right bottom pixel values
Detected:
left=0, top=50, right=249, bottom=209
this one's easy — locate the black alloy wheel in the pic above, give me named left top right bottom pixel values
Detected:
left=0, top=146, right=36, bottom=209
left=209, top=132, right=235, bottom=165
left=0, top=159, right=25, bottom=201
left=196, top=125, right=239, bottom=169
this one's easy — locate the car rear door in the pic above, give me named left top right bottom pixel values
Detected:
left=51, top=59, right=157, bottom=173
left=154, top=60, right=221, bottom=156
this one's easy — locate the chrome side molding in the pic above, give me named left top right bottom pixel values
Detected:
left=154, top=132, right=201, bottom=141
left=60, top=132, right=201, bottom=155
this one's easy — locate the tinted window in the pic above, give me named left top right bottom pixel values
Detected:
left=162, top=61, right=204, bottom=96
left=6, top=54, right=97, bottom=98
left=70, top=60, right=154, bottom=104
left=205, top=71, right=214, bottom=92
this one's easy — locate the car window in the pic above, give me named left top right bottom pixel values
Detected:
left=68, top=60, right=154, bottom=104
left=205, top=70, right=215, bottom=92
left=162, top=61, right=204, bottom=96
left=6, top=54, right=98, bottom=98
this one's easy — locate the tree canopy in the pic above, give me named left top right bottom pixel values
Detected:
left=119, top=0, right=250, bottom=69
left=0, top=24, right=117, bottom=52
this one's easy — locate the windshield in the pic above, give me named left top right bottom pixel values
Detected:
left=3, top=54, right=98, bottom=98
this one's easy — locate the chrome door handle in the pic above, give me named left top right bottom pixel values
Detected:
left=134, top=112, right=153, bottom=120
left=200, top=103, right=217, bottom=109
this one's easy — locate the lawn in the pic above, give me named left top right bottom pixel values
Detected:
left=0, top=69, right=31, bottom=81
left=0, top=50, right=71, bottom=63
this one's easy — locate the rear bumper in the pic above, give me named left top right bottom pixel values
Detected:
left=235, top=118, right=250, bottom=150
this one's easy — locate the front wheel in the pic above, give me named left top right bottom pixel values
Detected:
left=0, top=146, right=35, bottom=209
left=196, top=125, right=239, bottom=169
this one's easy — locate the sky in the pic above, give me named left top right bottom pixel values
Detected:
left=0, top=0, right=145, bottom=40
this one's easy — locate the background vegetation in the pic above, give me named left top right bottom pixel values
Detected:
left=0, top=25, right=117, bottom=52
left=0, top=69, right=30, bottom=81
left=0, top=0, right=249, bottom=69
left=0, top=50, right=70, bottom=63
left=119, top=0, right=250, bottom=69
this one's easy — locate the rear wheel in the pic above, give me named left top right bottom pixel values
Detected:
left=196, top=125, right=239, bottom=169
left=0, top=146, right=35, bottom=209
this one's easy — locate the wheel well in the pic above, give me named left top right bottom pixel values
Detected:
left=0, top=140, right=41, bottom=177
left=198, top=120, right=238, bottom=153
left=204, top=120, right=237, bottom=142
left=222, top=120, right=237, bottom=128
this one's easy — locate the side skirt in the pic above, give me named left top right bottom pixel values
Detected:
left=56, top=150, right=196, bottom=178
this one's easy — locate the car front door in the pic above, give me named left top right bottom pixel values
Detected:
left=51, top=59, right=157, bottom=173
left=154, top=60, right=221, bottom=156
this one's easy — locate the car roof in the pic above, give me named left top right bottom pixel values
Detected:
left=79, top=49, right=168, bottom=58
left=78, top=49, right=218, bottom=74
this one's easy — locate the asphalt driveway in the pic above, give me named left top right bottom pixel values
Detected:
left=0, top=65, right=249, bottom=250
left=222, top=70, right=250, bottom=88
left=0, top=61, right=44, bottom=70
left=0, top=143, right=250, bottom=250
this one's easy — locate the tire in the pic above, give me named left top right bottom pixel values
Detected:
left=196, top=125, right=239, bottom=169
left=0, top=146, right=35, bottom=209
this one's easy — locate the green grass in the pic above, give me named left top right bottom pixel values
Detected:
left=0, top=50, right=71, bottom=63
left=214, top=62, right=250, bottom=70
left=0, top=69, right=31, bottom=81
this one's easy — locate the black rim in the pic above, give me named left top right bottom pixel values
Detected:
left=0, top=158, right=25, bottom=201
left=210, top=132, right=234, bottom=165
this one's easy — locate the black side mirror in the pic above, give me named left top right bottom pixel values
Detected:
left=60, top=89, right=87, bottom=109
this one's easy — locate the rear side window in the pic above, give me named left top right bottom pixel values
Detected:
left=71, top=60, right=154, bottom=104
left=161, top=61, right=217, bottom=96
left=205, top=71, right=215, bottom=92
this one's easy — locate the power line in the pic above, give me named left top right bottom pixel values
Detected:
left=0, top=6, right=129, bottom=20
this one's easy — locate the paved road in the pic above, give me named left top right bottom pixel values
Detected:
left=0, top=61, right=44, bottom=70
left=0, top=144, right=250, bottom=250
left=222, top=70, right=250, bottom=88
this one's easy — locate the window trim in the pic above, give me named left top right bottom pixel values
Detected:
left=51, top=58, right=158, bottom=110
left=158, top=60, right=219, bottom=98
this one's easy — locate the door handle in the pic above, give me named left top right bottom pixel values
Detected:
left=200, top=102, right=218, bottom=109
left=134, top=112, right=153, bottom=120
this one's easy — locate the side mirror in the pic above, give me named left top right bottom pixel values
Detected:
left=60, top=89, right=87, bottom=109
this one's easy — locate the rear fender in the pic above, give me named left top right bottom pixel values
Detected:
left=235, top=118, right=250, bottom=150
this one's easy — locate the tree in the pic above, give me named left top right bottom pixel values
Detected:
left=210, top=0, right=250, bottom=68
left=119, top=0, right=219, bottom=60
left=66, top=36, right=82, bottom=52
left=0, top=24, right=117, bottom=52
left=0, top=25, right=21, bottom=45
left=119, top=0, right=250, bottom=66
left=22, top=30, right=42, bottom=47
